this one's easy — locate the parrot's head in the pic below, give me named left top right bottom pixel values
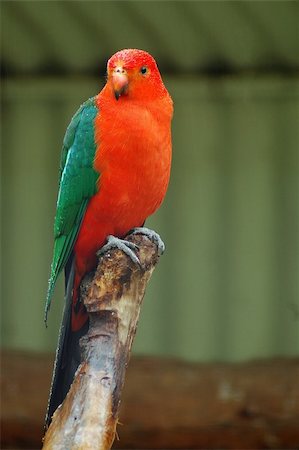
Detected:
left=106, top=49, right=169, bottom=102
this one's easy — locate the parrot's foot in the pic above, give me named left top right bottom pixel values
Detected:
left=129, top=227, right=165, bottom=256
left=97, top=235, right=141, bottom=266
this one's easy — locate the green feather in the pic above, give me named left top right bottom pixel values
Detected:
left=45, top=97, right=99, bottom=322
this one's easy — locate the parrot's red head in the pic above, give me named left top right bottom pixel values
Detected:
left=106, top=49, right=169, bottom=102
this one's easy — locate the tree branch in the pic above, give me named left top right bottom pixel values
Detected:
left=42, top=232, right=162, bottom=450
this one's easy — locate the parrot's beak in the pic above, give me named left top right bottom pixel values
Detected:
left=112, top=67, right=129, bottom=100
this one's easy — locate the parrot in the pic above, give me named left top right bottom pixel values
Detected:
left=45, top=49, right=173, bottom=426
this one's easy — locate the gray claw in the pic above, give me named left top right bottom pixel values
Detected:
left=97, top=235, right=141, bottom=266
left=130, top=227, right=165, bottom=255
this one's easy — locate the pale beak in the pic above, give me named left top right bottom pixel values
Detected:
left=112, top=66, right=129, bottom=100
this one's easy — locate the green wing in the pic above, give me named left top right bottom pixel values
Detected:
left=45, top=97, right=99, bottom=321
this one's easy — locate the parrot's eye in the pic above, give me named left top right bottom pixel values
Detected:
left=140, top=66, right=148, bottom=75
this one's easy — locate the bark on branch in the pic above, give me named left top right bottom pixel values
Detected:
left=42, top=232, right=162, bottom=450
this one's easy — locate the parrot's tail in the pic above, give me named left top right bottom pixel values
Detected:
left=45, top=258, right=89, bottom=428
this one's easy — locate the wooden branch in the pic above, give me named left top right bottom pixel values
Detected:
left=42, top=232, right=161, bottom=450
left=2, top=351, right=299, bottom=449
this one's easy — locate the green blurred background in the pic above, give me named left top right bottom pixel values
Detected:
left=1, top=1, right=299, bottom=362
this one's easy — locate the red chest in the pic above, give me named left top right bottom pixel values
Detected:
left=93, top=96, right=172, bottom=224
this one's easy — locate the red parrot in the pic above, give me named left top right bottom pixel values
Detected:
left=45, top=49, right=173, bottom=425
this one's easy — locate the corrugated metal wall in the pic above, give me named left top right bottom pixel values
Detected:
left=2, top=76, right=298, bottom=361
left=1, top=1, right=299, bottom=362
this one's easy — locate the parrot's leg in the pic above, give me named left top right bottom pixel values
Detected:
left=97, top=235, right=141, bottom=265
left=129, top=227, right=165, bottom=255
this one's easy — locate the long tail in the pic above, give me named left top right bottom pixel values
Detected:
left=45, top=258, right=88, bottom=428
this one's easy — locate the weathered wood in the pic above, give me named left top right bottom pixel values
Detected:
left=1, top=351, right=299, bottom=449
left=42, top=233, right=161, bottom=449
